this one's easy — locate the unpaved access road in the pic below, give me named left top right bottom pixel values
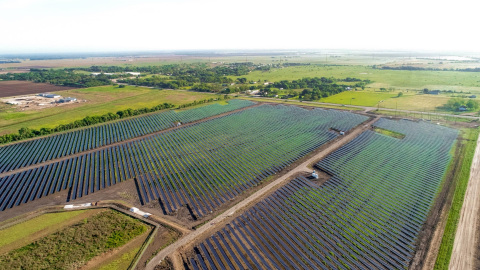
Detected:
left=449, top=132, right=480, bottom=270
left=145, top=116, right=380, bottom=270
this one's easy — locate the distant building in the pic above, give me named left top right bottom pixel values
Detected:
left=91, top=72, right=114, bottom=76
left=470, top=95, right=477, bottom=98
left=58, top=97, right=77, bottom=103
left=459, top=105, right=468, bottom=111
left=38, top=93, right=60, bottom=98
left=428, top=90, right=441, bottom=95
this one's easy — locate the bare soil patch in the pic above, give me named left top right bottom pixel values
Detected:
left=135, top=228, right=181, bottom=270
left=0, top=81, right=76, bottom=98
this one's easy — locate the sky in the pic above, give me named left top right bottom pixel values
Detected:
left=1, top=0, right=479, bottom=54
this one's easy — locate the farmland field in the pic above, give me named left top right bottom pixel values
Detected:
left=184, top=118, right=458, bottom=269
left=0, top=80, right=76, bottom=97
left=0, top=85, right=217, bottom=135
left=0, top=104, right=367, bottom=218
left=232, top=65, right=480, bottom=92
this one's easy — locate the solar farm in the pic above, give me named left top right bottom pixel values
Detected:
left=184, top=119, right=458, bottom=269
left=0, top=99, right=468, bottom=270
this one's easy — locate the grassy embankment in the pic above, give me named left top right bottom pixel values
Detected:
left=0, top=85, right=216, bottom=135
left=0, top=209, right=149, bottom=269
left=434, top=127, right=480, bottom=269
left=0, top=210, right=91, bottom=254
left=373, top=127, right=406, bottom=139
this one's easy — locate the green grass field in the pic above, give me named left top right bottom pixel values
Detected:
left=319, top=90, right=397, bottom=107
left=98, top=246, right=141, bottom=270
left=231, top=65, right=480, bottom=92
left=0, top=209, right=148, bottom=270
left=0, top=86, right=216, bottom=135
left=0, top=210, right=91, bottom=254
left=380, top=94, right=452, bottom=112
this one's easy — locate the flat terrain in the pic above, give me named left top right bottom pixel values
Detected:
left=320, top=90, right=397, bottom=107
left=232, top=65, right=480, bottom=92
left=145, top=116, right=379, bottom=270
left=0, top=85, right=216, bottom=135
left=0, top=80, right=76, bottom=97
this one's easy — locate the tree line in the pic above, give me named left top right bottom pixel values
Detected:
left=0, top=69, right=112, bottom=88
left=0, top=102, right=174, bottom=144
left=374, top=65, right=480, bottom=72
left=0, top=95, right=229, bottom=145
left=443, top=98, right=479, bottom=111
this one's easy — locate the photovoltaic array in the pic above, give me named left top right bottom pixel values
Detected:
left=186, top=119, right=458, bottom=269
left=0, top=105, right=368, bottom=214
left=0, top=99, right=255, bottom=173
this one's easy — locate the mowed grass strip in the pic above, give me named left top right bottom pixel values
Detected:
left=0, top=209, right=148, bottom=270
left=380, top=94, right=452, bottom=112
left=434, top=127, right=480, bottom=269
left=319, top=90, right=397, bottom=107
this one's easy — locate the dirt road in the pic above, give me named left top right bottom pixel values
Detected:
left=449, top=132, right=480, bottom=270
left=144, top=116, right=379, bottom=270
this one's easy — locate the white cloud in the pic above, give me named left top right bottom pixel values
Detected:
left=0, top=0, right=479, bottom=53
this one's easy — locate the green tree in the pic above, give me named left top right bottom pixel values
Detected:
left=466, top=99, right=479, bottom=110
left=237, top=77, right=247, bottom=84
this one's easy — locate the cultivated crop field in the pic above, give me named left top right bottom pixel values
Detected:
left=0, top=80, right=76, bottom=97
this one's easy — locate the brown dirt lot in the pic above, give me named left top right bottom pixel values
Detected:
left=0, top=81, right=76, bottom=98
